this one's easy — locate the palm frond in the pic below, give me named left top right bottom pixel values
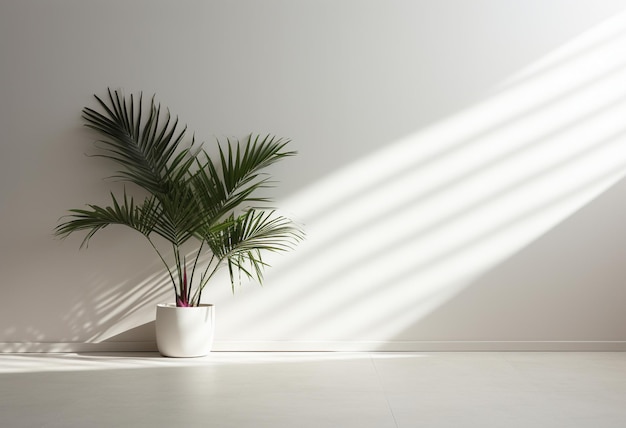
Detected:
left=206, top=209, right=304, bottom=291
left=218, top=134, right=295, bottom=196
left=187, top=135, right=296, bottom=224
left=55, top=191, right=160, bottom=248
left=83, top=89, right=193, bottom=195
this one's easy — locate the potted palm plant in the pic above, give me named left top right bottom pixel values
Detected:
left=55, top=89, right=303, bottom=357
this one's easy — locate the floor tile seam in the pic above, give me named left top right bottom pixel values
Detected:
left=368, top=353, right=400, bottom=428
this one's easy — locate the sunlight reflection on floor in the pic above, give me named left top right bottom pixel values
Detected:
left=0, top=352, right=425, bottom=374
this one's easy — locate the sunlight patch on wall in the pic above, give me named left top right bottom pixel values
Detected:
left=216, top=11, right=626, bottom=343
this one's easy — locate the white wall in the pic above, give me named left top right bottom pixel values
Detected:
left=1, top=0, right=626, bottom=351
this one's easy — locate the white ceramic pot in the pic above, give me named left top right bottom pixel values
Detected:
left=155, top=303, right=215, bottom=357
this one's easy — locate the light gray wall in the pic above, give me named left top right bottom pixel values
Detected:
left=1, top=0, right=626, bottom=350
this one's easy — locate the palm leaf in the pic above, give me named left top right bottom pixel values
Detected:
left=218, top=134, right=295, bottom=197
left=206, top=209, right=303, bottom=291
left=55, top=191, right=160, bottom=248
left=188, top=135, right=295, bottom=223
left=83, top=89, right=192, bottom=195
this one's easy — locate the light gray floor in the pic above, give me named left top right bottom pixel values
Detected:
left=1, top=352, right=625, bottom=428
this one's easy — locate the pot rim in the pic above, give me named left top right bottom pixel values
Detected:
left=157, top=303, right=214, bottom=309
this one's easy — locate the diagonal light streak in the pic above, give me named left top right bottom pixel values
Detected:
left=210, top=11, right=626, bottom=345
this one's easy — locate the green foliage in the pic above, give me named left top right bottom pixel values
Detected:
left=56, top=89, right=303, bottom=305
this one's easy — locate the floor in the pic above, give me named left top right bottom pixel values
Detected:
left=1, top=352, right=625, bottom=428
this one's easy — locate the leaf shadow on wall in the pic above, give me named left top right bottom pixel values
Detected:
left=57, top=232, right=176, bottom=346
left=0, top=234, right=170, bottom=350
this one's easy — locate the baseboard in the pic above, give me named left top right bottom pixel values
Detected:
left=1, top=340, right=625, bottom=353
left=0, top=342, right=159, bottom=353
left=215, top=340, right=626, bottom=352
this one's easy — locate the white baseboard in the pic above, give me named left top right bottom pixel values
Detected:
left=216, top=340, right=626, bottom=352
left=1, top=341, right=625, bottom=353
left=0, top=342, right=158, bottom=353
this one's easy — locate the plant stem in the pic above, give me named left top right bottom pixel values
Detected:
left=190, top=254, right=219, bottom=305
left=188, top=239, right=205, bottom=300
left=172, top=244, right=183, bottom=298
left=146, top=236, right=177, bottom=296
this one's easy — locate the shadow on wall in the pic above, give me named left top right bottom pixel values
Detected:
left=60, top=260, right=168, bottom=344
left=1, top=238, right=170, bottom=350
left=210, top=10, right=626, bottom=344
left=1, top=215, right=183, bottom=349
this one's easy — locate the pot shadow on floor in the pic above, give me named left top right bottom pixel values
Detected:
left=387, top=176, right=626, bottom=345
